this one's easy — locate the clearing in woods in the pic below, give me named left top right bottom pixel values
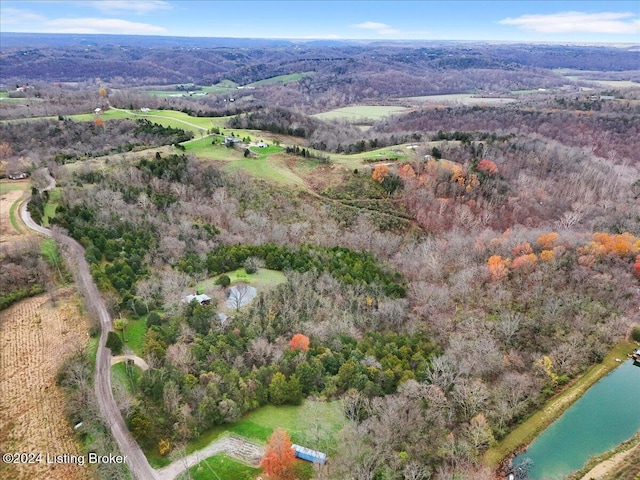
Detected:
left=312, top=105, right=409, bottom=122
left=0, top=290, right=91, bottom=480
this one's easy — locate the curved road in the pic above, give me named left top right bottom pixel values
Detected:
left=20, top=187, right=159, bottom=480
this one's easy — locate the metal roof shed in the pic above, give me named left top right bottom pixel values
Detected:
left=291, top=444, right=327, bottom=465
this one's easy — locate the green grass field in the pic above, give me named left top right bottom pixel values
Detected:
left=63, top=108, right=232, bottom=136
left=40, top=237, right=61, bottom=266
left=0, top=180, right=29, bottom=193
left=187, top=400, right=344, bottom=454
left=185, top=454, right=261, bottom=480
left=144, top=81, right=239, bottom=97
left=123, top=316, right=147, bottom=356
left=247, top=72, right=313, bottom=87
left=0, top=91, right=31, bottom=103
left=111, top=362, right=142, bottom=395
left=223, top=153, right=307, bottom=188
left=42, top=188, right=61, bottom=227
left=197, top=268, right=287, bottom=294
left=485, top=340, right=637, bottom=466
left=313, top=105, right=409, bottom=123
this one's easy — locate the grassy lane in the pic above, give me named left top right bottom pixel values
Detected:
left=9, top=196, right=25, bottom=234
left=485, top=341, right=637, bottom=466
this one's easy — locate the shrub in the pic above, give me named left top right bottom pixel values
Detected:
left=146, top=311, right=162, bottom=328
left=106, top=331, right=123, bottom=354
left=631, top=326, right=640, bottom=342
left=215, top=274, right=231, bottom=288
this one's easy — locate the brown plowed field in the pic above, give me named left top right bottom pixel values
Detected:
left=0, top=289, right=90, bottom=480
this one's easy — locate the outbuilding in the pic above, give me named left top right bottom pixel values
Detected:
left=291, top=444, right=327, bottom=465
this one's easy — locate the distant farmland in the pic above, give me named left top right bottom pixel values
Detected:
left=313, top=105, right=409, bottom=123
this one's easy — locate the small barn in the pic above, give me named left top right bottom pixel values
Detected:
left=291, top=444, right=327, bottom=465
left=183, top=293, right=211, bottom=306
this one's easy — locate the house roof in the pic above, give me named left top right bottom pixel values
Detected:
left=183, top=294, right=211, bottom=304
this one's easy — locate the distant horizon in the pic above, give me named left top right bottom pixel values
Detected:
left=1, top=1, right=639, bottom=43
left=1, top=31, right=637, bottom=48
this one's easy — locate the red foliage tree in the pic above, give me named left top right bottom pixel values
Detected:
left=477, top=159, right=498, bottom=175
left=634, top=255, right=640, bottom=279
left=289, top=333, right=310, bottom=352
left=261, top=429, right=296, bottom=480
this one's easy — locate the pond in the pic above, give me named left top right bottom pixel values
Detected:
left=513, top=359, right=640, bottom=480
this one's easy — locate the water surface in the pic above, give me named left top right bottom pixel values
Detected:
left=513, top=360, right=640, bottom=480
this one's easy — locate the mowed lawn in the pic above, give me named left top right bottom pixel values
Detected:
left=123, top=316, right=148, bottom=356
left=313, top=105, right=409, bottom=122
left=197, top=268, right=287, bottom=293
left=186, top=454, right=261, bottom=480
left=187, top=400, right=345, bottom=454
left=111, top=362, right=142, bottom=396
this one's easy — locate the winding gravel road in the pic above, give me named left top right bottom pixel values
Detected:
left=20, top=185, right=159, bottom=480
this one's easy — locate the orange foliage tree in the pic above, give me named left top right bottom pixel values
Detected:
left=372, top=164, right=390, bottom=184
left=537, top=232, right=559, bottom=250
left=540, top=250, right=554, bottom=262
left=398, top=163, right=416, bottom=179
left=93, top=117, right=105, bottom=128
left=261, top=429, right=296, bottom=480
left=289, top=333, right=310, bottom=352
left=581, top=232, right=639, bottom=258
left=487, top=255, right=509, bottom=281
left=634, top=255, right=640, bottom=279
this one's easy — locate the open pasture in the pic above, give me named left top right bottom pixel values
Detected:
left=247, top=72, right=313, bottom=87
left=144, top=80, right=239, bottom=97
left=313, top=105, right=409, bottom=123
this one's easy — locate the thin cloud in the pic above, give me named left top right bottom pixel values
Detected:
left=352, top=21, right=399, bottom=35
left=47, top=17, right=167, bottom=34
left=1, top=7, right=47, bottom=24
left=499, top=11, right=640, bottom=35
left=84, top=1, right=172, bottom=15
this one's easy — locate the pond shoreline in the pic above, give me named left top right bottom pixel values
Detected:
left=486, top=340, right=637, bottom=472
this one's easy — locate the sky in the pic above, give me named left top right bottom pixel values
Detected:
left=1, top=0, right=639, bottom=43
